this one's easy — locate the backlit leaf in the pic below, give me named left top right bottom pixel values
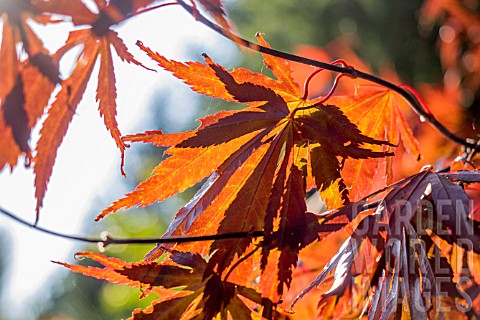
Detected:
left=33, top=2, right=154, bottom=216
left=292, top=170, right=480, bottom=318
left=34, top=34, right=99, bottom=215
left=101, top=37, right=392, bottom=306
left=58, top=251, right=273, bottom=319
left=330, top=85, right=421, bottom=201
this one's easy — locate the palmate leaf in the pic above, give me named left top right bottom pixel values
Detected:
left=101, top=36, right=392, bottom=217
left=292, top=169, right=480, bottom=319
left=98, top=35, right=393, bottom=308
left=294, top=43, right=422, bottom=202
left=329, top=85, right=421, bottom=201
left=30, top=0, right=234, bottom=218
left=57, top=251, right=275, bottom=320
left=33, top=0, right=154, bottom=216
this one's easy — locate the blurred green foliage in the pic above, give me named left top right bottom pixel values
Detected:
left=229, top=0, right=442, bottom=84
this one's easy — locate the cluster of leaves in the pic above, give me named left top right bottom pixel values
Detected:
left=3, top=0, right=480, bottom=319
left=64, top=31, right=480, bottom=317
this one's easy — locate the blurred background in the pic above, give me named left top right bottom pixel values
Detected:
left=0, top=0, right=478, bottom=318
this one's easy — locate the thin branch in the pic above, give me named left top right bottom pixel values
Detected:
left=128, top=2, right=179, bottom=18
left=0, top=206, right=263, bottom=248
left=176, top=0, right=476, bottom=149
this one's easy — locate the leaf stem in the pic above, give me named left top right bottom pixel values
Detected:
left=291, top=73, right=349, bottom=118
left=302, top=59, right=348, bottom=100
left=0, top=206, right=263, bottom=247
left=302, top=68, right=323, bottom=100
left=314, top=73, right=350, bottom=105
left=176, top=0, right=476, bottom=149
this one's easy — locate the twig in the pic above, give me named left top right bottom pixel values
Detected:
left=128, top=2, right=179, bottom=18
left=0, top=206, right=263, bottom=248
left=176, top=0, right=476, bottom=149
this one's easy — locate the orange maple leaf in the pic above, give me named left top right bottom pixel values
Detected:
left=32, top=0, right=155, bottom=218
left=330, top=85, right=421, bottom=201
left=293, top=42, right=421, bottom=202
left=99, top=35, right=393, bottom=301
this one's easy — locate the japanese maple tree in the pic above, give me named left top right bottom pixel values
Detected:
left=1, top=0, right=480, bottom=319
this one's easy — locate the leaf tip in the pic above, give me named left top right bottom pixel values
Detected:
left=120, top=149, right=126, bottom=178
left=24, top=151, right=32, bottom=168
left=201, top=53, right=214, bottom=65
left=34, top=198, right=43, bottom=226
left=96, top=203, right=120, bottom=221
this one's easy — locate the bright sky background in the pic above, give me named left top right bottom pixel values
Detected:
left=0, top=2, right=236, bottom=319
